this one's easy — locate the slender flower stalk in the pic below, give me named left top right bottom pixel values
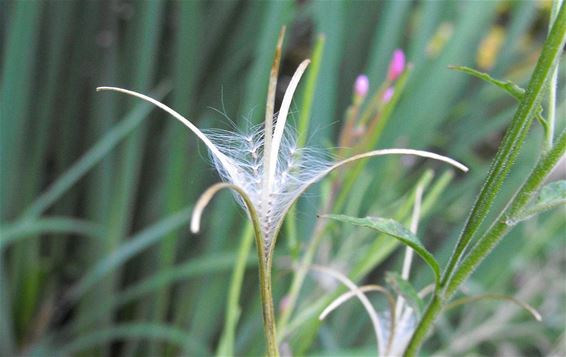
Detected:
left=97, top=31, right=467, bottom=356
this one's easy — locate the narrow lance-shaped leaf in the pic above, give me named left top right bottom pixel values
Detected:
left=386, top=271, right=425, bottom=317
left=449, top=65, right=525, bottom=99
left=322, top=214, right=441, bottom=285
left=509, top=180, right=566, bottom=224
left=449, top=65, right=547, bottom=128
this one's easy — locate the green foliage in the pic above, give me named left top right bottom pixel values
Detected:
left=0, top=1, right=563, bottom=356
left=449, top=65, right=547, bottom=131
left=322, top=214, right=440, bottom=285
left=385, top=271, right=425, bottom=317
left=511, top=180, right=566, bottom=223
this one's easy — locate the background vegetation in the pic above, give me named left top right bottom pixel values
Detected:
left=1, top=0, right=564, bottom=356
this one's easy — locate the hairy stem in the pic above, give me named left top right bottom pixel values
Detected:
left=441, top=1, right=566, bottom=288
left=403, top=293, right=443, bottom=357
left=404, top=5, right=566, bottom=356
left=446, top=128, right=566, bottom=298
left=404, top=129, right=566, bottom=356
left=545, top=0, right=563, bottom=151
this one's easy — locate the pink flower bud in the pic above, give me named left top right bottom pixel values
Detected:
left=382, top=87, right=394, bottom=103
left=387, top=49, right=406, bottom=81
left=354, top=74, right=369, bottom=97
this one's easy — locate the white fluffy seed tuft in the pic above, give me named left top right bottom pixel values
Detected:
left=204, top=125, right=332, bottom=243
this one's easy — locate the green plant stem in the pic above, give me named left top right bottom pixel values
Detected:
left=403, top=293, right=443, bottom=357
left=546, top=0, right=563, bottom=151
left=259, top=256, right=278, bottom=357
left=446, top=128, right=566, bottom=297
left=250, top=206, right=278, bottom=356
left=216, top=223, right=254, bottom=356
left=440, top=2, right=566, bottom=288
left=404, top=6, right=566, bottom=355
left=405, top=129, right=566, bottom=356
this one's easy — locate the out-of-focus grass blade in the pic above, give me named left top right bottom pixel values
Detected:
left=311, top=0, right=345, bottom=143
left=97, top=5, right=164, bottom=353
left=167, top=2, right=261, bottom=349
left=382, top=1, right=499, bottom=149
left=13, top=2, right=76, bottom=334
left=151, top=2, right=202, bottom=354
left=69, top=205, right=192, bottom=301
left=297, top=34, right=326, bottom=148
left=52, top=1, right=98, bottom=248
left=77, top=6, right=121, bottom=352
left=54, top=323, right=209, bottom=356
left=20, top=84, right=169, bottom=220
left=216, top=224, right=254, bottom=356
left=0, top=0, right=42, bottom=219
left=493, top=1, right=538, bottom=75
left=286, top=33, right=326, bottom=256
left=366, top=0, right=412, bottom=84
left=186, top=197, right=239, bottom=344
left=67, top=252, right=256, bottom=335
left=0, top=0, right=42, bottom=340
left=408, top=0, right=443, bottom=65
left=0, top=264, right=14, bottom=356
left=241, top=0, right=293, bottom=117
left=0, top=218, right=103, bottom=246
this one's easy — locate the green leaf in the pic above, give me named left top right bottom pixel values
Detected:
left=68, top=205, right=192, bottom=300
left=53, top=323, right=209, bottom=356
left=449, top=65, right=524, bottom=99
left=449, top=65, right=547, bottom=129
left=385, top=271, right=424, bottom=317
left=0, top=217, right=102, bottom=247
left=537, top=180, right=566, bottom=203
left=64, top=252, right=255, bottom=335
left=322, top=214, right=441, bottom=285
left=510, top=180, right=566, bottom=224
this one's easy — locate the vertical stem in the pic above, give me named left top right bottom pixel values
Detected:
left=440, top=2, right=566, bottom=287
left=405, top=5, right=566, bottom=356
left=216, top=223, right=254, bottom=356
left=259, top=256, right=279, bottom=356
left=545, top=0, right=563, bottom=151
left=446, top=128, right=566, bottom=299
left=403, top=294, right=443, bottom=357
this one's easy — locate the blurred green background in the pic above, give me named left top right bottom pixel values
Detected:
left=1, top=0, right=564, bottom=356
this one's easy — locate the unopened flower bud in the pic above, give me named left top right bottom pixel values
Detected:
left=354, top=74, right=369, bottom=97
left=387, top=49, right=406, bottom=81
